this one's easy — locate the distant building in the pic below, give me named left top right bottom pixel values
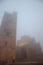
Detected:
left=16, top=35, right=41, bottom=62
left=0, top=12, right=17, bottom=62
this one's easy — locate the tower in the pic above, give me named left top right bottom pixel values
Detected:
left=0, top=12, right=17, bottom=62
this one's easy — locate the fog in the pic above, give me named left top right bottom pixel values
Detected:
left=0, top=0, right=43, bottom=50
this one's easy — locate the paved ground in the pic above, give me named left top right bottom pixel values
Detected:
left=5, top=62, right=43, bottom=65
left=0, top=61, right=43, bottom=65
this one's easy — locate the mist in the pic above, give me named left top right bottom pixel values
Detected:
left=0, top=0, right=43, bottom=51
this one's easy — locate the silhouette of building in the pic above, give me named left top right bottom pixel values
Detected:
left=0, top=12, right=17, bottom=62
left=16, top=35, right=41, bottom=62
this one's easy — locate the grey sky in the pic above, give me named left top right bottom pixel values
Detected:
left=0, top=0, right=43, bottom=50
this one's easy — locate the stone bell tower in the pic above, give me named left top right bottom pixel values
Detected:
left=0, top=12, right=17, bottom=62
